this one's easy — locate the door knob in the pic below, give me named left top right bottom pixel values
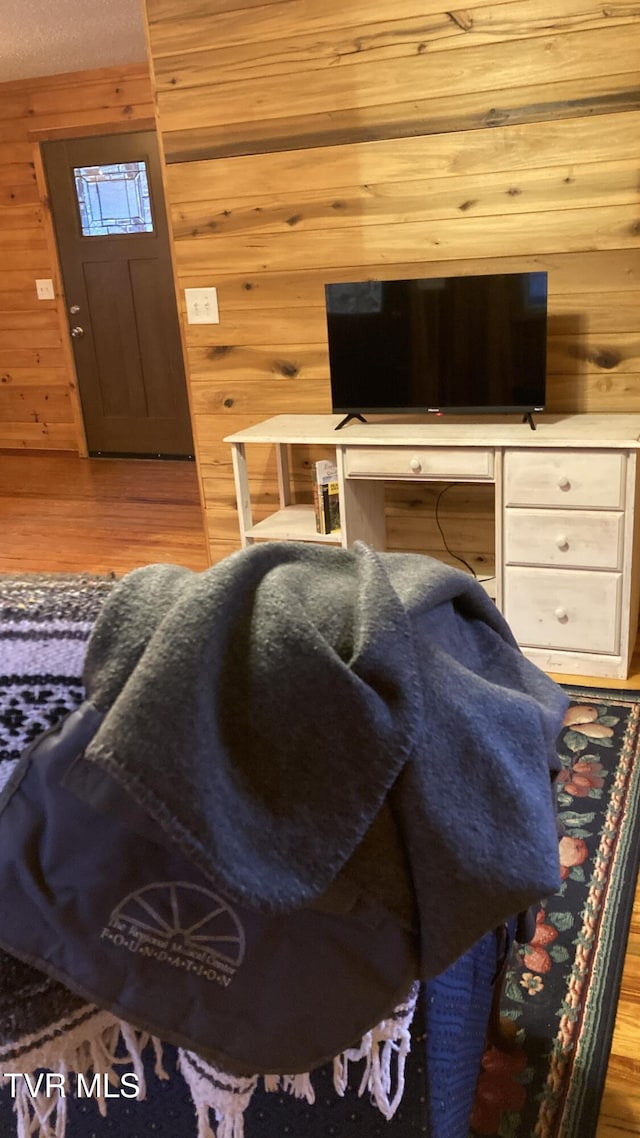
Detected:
left=70, top=326, right=84, bottom=339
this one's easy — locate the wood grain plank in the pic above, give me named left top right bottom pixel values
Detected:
left=190, top=376, right=329, bottom=416
left=0, top=292, right=57, bottom=311
left=0, top=183, right=40, bottom=206
left=203, top=537, right=240, bottom=564
left=0, top=230, right=49, bottom=252
left=180, top=291, right=639, bottom=342
left=0, top=386, right=72, bottom=423
left=547, top=333, right=640, bottom=375
left=147, top=0, right=282, bottom=21
left=190, top=366, right=331, bottom=416
left=386, top=513, right=495, bottom=554
left=545, top=373, right=640, bottom=413
left=152, top=15, right=640, bottom=100
left=185, top=343, right=328, bottom=384
left=0, top=203, right=43, bottom=229
left=148, top=0, right=478, bottom=56
left=165, top=84, right=640, bottom=163
left=201, top=462, right=269, bottom=496
left=29, top=117, right=157, bottom=143
left=0, top=269, right=60, bottom=292
left=165, top=111, right=640, bottom=202
left=27, top=104, right=156, bottom=136
left=384, top=480, right=495, bottom=515
left=0, top=142, right=38, bottom=165
left=148, top=0, right=639, bottom=60
left=0, top=328, right=62, bottom=350
left=25, top=77, right=154, bottom=119
left=0, top=367, right=70, bottom=386
left=603, top=1012, right=640, bottom=1073
left=0, top=121, right=35, bottom=144
left=0, top=62, right=151, bottom=96
left=182, top=306, right=326, bottom=344
left=0, top=91, right=38, bottom=123
left=170, top=159, right=640, bottom=240
left=0, top=310, right=60, bottom=332
left=0, top=421, right=79, bottom=448
left=0, top=163, right=36, bottom=188
left=0, top=249, right=52, bottom=271
left=155, top=27, right=640, bottom=133
left=0, top=348, right=69, bottom=368
left=172, top=204, right=640, bottom=275
left=551, top=293, right=640, bottom=334
left=174, top=252, right=640, bottom=308
left=163, top=84, right=640, bottom=162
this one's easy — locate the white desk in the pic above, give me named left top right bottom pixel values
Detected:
left=225, top=414, right=640, bottom=679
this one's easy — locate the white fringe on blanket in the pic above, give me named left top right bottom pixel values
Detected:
left=2, top=985, right=419, bottom=1138
left=1, top=1007, right=160, bottom=1138
left=179, top=983, right=420, bottom=1138
left=333, top=981, right=419, bottom=1121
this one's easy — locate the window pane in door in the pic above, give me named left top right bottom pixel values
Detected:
left=73, top=162, right=154, bottom=236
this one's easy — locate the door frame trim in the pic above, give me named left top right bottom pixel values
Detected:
left=32, top=141, right=87, bottom=456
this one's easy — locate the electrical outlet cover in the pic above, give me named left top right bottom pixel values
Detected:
left=35, top=279, right=55, bottom=300
left=185, top=287, right=220, bottom=324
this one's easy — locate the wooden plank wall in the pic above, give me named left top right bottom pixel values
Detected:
left=0, top=63, right=154, bottom=451
left=143, top=0, right=640, bottom=565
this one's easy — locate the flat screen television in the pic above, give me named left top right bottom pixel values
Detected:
left=324, top=271, right=548, bottom=422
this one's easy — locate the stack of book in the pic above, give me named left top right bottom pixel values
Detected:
left=312, top=460, right=341, bottom=535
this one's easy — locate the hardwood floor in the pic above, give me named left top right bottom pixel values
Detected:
left=1, top=449, right=639, bottom=1134
left=0, top=450, right=209, bottom=575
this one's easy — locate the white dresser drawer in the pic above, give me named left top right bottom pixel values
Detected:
left=504, top=450, right=626, bottom=508
left=503, top=567, right=621, bottom=654
left=504, top=509, right=624, bottom=570
left=343, top=446, right=494, bottom=480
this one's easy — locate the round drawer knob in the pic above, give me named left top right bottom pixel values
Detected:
left=554, top=607, right=569, bottom=623
left=557, top=476, right=571, bottom=491
left=409, top=457, right=422, bottom=472
left=556, top=535, right=569, bottom=551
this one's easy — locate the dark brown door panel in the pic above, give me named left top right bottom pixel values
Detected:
left=42, top=132, right=193, bottom=456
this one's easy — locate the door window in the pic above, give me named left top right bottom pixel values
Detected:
left=73, top=161, right=154, bottom=237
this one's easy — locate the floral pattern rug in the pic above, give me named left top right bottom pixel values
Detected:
left=470, top=687, right=640, bottom=1138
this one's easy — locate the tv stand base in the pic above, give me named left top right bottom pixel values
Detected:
left=523, top=412, right=537, bottom=430
left=335, top=413, right=367, bottom=431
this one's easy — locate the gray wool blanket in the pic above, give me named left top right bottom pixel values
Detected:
left=0, top=550, right=568, bottom=1137
left=69, top=539, right=567, bottom=979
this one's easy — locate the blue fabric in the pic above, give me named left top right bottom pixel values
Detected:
left=425, top=930, right=499, bottom=1138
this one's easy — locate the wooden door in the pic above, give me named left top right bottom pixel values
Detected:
left=42, top=132, right=193, bottom=456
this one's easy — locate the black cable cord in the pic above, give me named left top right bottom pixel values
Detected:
left=434, top=484, right=478, bottom=578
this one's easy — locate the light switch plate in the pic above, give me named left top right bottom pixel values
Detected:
left=185, top=287, right=220, bottom=324
left=35, top=278, right=55, bottom=300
